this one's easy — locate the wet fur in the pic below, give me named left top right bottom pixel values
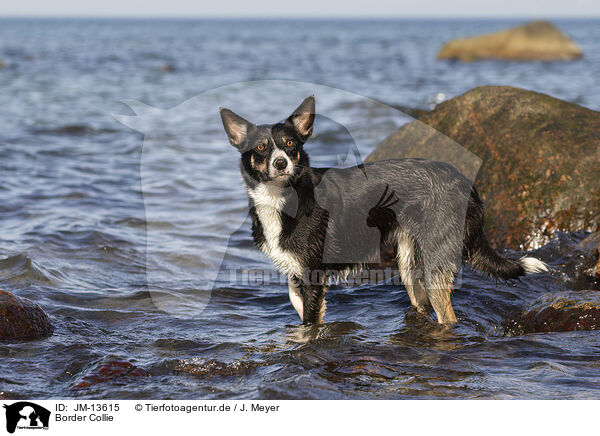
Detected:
left=220, top=96, right=548, bottom=325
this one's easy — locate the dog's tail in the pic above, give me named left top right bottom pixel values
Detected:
left=469, top=233, right=548, bottom=280
left=464, top=188, right=548, bottom=280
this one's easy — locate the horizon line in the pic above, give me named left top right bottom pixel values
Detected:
left=0, top=14, right=599, bottom=20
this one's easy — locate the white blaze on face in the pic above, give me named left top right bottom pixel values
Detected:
left=268, top=146, right=293, bottom=179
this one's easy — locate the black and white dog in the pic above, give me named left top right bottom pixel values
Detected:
left=219, top=96, right=547, bottom=325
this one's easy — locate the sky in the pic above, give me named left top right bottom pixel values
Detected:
left=0, top=0, right=599, bottom=18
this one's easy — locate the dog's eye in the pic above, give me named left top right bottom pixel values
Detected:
left=256, top=143, right=266, bottom=151
left=286, top=140, right=294, bottom=147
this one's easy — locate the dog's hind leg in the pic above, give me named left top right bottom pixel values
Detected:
left=426, top=270, right=457, bottom=324
left=300, top=272, right=327, bottom=325
left=396, top=230, right=430, bottom=312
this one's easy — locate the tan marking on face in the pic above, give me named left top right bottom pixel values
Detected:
left=257, top=160, right=267, bottom=173
left=251, top=154, right=268, bottom=174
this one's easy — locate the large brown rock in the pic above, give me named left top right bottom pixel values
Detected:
left=438, top=21, right=582, bottom=62
left=0, top=290, right=54, bottom=340
left=367, top=86, right=600, bottom=250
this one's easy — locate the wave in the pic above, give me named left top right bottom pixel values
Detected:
left=0, top=254, right=62, bottom=285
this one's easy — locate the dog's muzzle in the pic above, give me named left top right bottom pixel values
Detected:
left=269, top=148, right=293, bottom=180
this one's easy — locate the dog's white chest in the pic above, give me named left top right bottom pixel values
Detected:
left=248, top=184, right=303, bottom=278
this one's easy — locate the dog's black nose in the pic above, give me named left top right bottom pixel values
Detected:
left=273, top=157, right=288, bottom=170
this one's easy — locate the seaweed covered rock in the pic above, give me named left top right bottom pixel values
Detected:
left=367, top=86, right=600, bottom=251
left=0, top=290, right=54, bottom=340
left=438, top=21, right=582, bottom=62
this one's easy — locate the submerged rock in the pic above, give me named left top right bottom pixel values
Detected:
left=73, top=360, right=148, bottom=389
left=367, top=86, right=600, bottom=251
left=175, top=357, right=257, bottom=378
left=0, top=290, right=54, bottom=340
left=506, top=291, right=600, bottom=334
left=438, top=21, right=582, bottom=62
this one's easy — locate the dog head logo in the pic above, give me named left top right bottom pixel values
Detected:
left=3, top=402, right=50, bottom=434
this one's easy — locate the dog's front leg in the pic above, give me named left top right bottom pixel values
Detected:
left=288, top=276, right=304, bottom=322
left=300, top=274, right=327, bottom=325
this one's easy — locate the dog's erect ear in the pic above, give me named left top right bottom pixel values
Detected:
left=219, top=108, right=256, bottom=149
left=286, top=95, right=315, bottom=141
